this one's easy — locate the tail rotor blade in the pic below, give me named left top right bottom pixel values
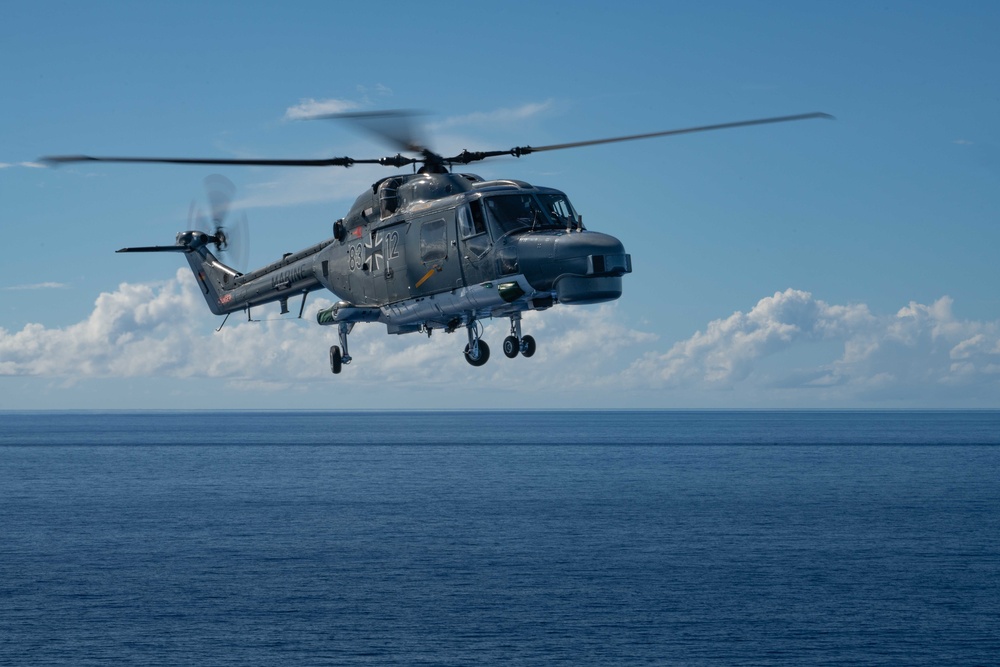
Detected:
left=188, top=174, right=249, bottom=272
left=204, top=174, right=236, bottom=228
left=189, top=202, right=210, bottom=235
left=228, top=212, right=250, bottom=273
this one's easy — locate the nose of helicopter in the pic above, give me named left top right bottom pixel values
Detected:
left=516, top=231, right=632, bottom=304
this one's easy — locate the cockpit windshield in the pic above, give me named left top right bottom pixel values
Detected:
left=483, top=193, right=582, bottom=235
left=537, top=193, right=582, bottom=230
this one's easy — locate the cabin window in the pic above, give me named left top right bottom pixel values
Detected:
left=420, top=219, right=447, bottom=262
left=378, top=178, right=402, bottom=219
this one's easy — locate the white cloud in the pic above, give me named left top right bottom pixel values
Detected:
left=284, top=98, right=361, bottom=121
left=0, top=161, right=45, bottom=169
left=628, top=288, right=1000, bottom=402
left=0, top=270, right=650, bottom=391
left=355, top=83, right=393, bottom=100
left=631, top=289, right=875, bottom=386
left=3, top=278, right=999, bottom=406
left=4, top=282, right=69, bottom=291
left=283, top=85, right=394, bottom=122
left=431, top=101, right=555, bottom=131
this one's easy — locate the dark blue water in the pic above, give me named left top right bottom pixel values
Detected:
left=2, top=411, right=998, bottom=665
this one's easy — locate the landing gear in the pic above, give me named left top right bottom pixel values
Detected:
left=464, top=340, right=490, bottom=366
left=330, top=322, right=354, bottom=375
left=503, top=335, right=519, bottom=358
left=520, top=334, right=536, bottom=357
left=330, top=346, right=342, bottom=374
left=458, top=313, right=536, bottom=366
left=502, top=314, right=537, bottom=359
left=464, top=321, right=490, bottom=366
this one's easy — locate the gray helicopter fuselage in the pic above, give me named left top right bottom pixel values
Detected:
left=179, top=171, right=631, bottom=372
left=309, top=172, right=631, bottom=333
left=198, top=173, right=630, bottom=328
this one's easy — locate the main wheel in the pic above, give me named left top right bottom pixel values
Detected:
left=464, top=340, right=491, bottom=367
left=520, top=335, right=537, bottom=358
left=330, top=345, right=343, bottom=374
left=503, top=335, right=520, bottom=358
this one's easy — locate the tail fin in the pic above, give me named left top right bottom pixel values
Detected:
left=117, top=231, right=241, bottom=316
left=182, top=246, right=241, bottom=315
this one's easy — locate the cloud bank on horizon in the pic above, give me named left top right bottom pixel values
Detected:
left=629, top=289, right=1000, bottom=402
left=2, top=270, right=998, bottom=406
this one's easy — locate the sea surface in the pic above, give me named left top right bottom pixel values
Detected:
left=1, top=410, right=999, bottom=665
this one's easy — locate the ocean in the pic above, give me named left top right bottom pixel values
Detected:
left=1, top=411, right=998, bottom=665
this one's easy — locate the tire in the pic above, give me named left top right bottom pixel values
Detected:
left=464, top=340, right=491, bottom=366
left=520, top=335, right=536, bottom=358
left=330, top=345, right=343, bottom=374
left=503, top=335, right=520, bottom=358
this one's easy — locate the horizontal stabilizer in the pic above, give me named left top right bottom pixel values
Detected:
left=116, top=245, right=190, bottom=253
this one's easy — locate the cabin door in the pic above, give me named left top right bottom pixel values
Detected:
left=409, top=215, right=463, bottom=297
left=379, top=222, right=409, bottom=303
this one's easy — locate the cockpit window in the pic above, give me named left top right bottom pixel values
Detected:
left=483, top=193, right=581, bottom=234
left=484, top=195, right=544, bottom=234
left=537, top=194, right=583, bottom=230
left=459, top=202, right=491, bottom=257
left=458, top=203, right=486, bottom=239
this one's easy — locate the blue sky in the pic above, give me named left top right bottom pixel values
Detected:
left=2, top=1, right=998, bottom=409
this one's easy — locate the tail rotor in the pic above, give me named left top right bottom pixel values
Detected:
left=191, top=174, right=250, bottom=272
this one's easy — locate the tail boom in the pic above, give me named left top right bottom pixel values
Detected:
left=119, top=230, right=328, bottom=317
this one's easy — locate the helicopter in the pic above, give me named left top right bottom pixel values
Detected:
left=42, top=111, right=831, bottom=374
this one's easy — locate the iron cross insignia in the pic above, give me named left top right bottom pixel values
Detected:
left=365, top=231, right=384, bottom=272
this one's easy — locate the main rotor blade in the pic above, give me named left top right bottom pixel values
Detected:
left=303, top=109, right=429, bottom=154
left=41, top=111, right=833, bottom=171
left=116, top=245, right=190, bottom=253
left=40, top=155, right=376, bottom=168
left=517, top=112, right=834, bottom=155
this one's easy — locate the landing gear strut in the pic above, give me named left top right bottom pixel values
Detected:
left=464, top=320, right=490, bottom=367
left=502, top=314, right=536, bottom=359
left=466, top=314, right=538, bottom=364
left=330, top=322, right=354, bottom=374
